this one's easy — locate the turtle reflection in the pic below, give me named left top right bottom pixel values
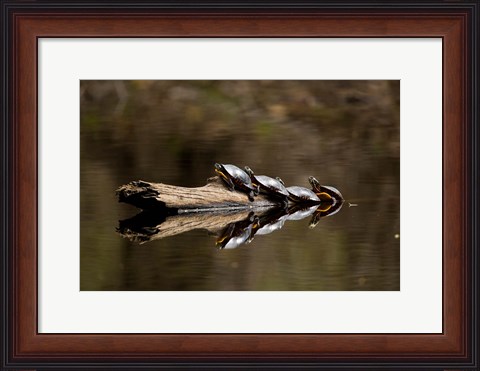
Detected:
left=215, top=202, right=343, bottom=250
left=254, top=208, right=291, bottom=236
left=216, top=212, right=259, bottom=249
left=118, top=201, right=344, bottom=249
left=308, top=201, right=344, bottom=229
left=286, top=204, right=319, bottom=221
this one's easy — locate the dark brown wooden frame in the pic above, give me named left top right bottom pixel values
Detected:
left=1, top=1, right=478, bottom=369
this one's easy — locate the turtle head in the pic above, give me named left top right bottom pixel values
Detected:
left=214, top=163, right=226, bottom=178
left=308, top=176, right=320, bottom=187
left=276, top=177, right=285, bottom=186
left=244, top=166, right=254, bottom=176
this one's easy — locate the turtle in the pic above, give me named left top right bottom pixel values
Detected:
left=286, top=186, right=321, bottom=203
left=309, top=201, right=344, bottom=229
left=244, top=166, right=289, bottom=204
left=308, top=176, right=344, bottom=203
left=214, top=163, right=258, bottom=201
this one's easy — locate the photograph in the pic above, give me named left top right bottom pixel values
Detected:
left=80, top=80, right=400, bottom=291
left=4, top=2, right=475, bottom=367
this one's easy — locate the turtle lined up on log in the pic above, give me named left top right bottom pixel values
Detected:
left=116, top=163, right=344, bottom=212
left=214, top=163, right=258, bottom=201
left=244, top=166, right=289, bottom=207
left=308, top=176, right=344, bottom=204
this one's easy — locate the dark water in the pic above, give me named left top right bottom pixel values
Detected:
left=80, top=80, right=400, bottom=291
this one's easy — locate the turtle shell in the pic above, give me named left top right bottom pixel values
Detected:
left=321, top=185, right=344, bottom=201
left=215, top=163, right=257, bottom=198
left=286, top=186, right=321, bottom=203
left=253, top=175, right=289, bottom=197
left=221, top=164, right=253, bottom=187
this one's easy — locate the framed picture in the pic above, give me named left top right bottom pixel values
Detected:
left=1, top=1, right=478, bottom=369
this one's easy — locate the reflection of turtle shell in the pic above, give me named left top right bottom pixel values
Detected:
left=221, top=226, right=253, bottom=249
left=286, top=205, right=318, bottom=221
left=216, top=213, right=257, bottom=249
left=256, top=214, right=289, bottom=235
left=286, top=186, right=320, bottom=203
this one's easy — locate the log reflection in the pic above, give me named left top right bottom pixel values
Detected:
left=118, top=201, right=344, bottom=249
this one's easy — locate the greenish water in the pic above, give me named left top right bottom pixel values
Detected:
left=80, top=80, right=400, bottom=291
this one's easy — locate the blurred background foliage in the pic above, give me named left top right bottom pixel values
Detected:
left=80, top=80, right=400, bottom=291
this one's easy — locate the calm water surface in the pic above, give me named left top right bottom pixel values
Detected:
left=80, top=80, right=400, bottom=291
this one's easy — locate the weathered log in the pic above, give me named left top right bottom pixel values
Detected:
left=116, top=177, right=280, bottom=211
